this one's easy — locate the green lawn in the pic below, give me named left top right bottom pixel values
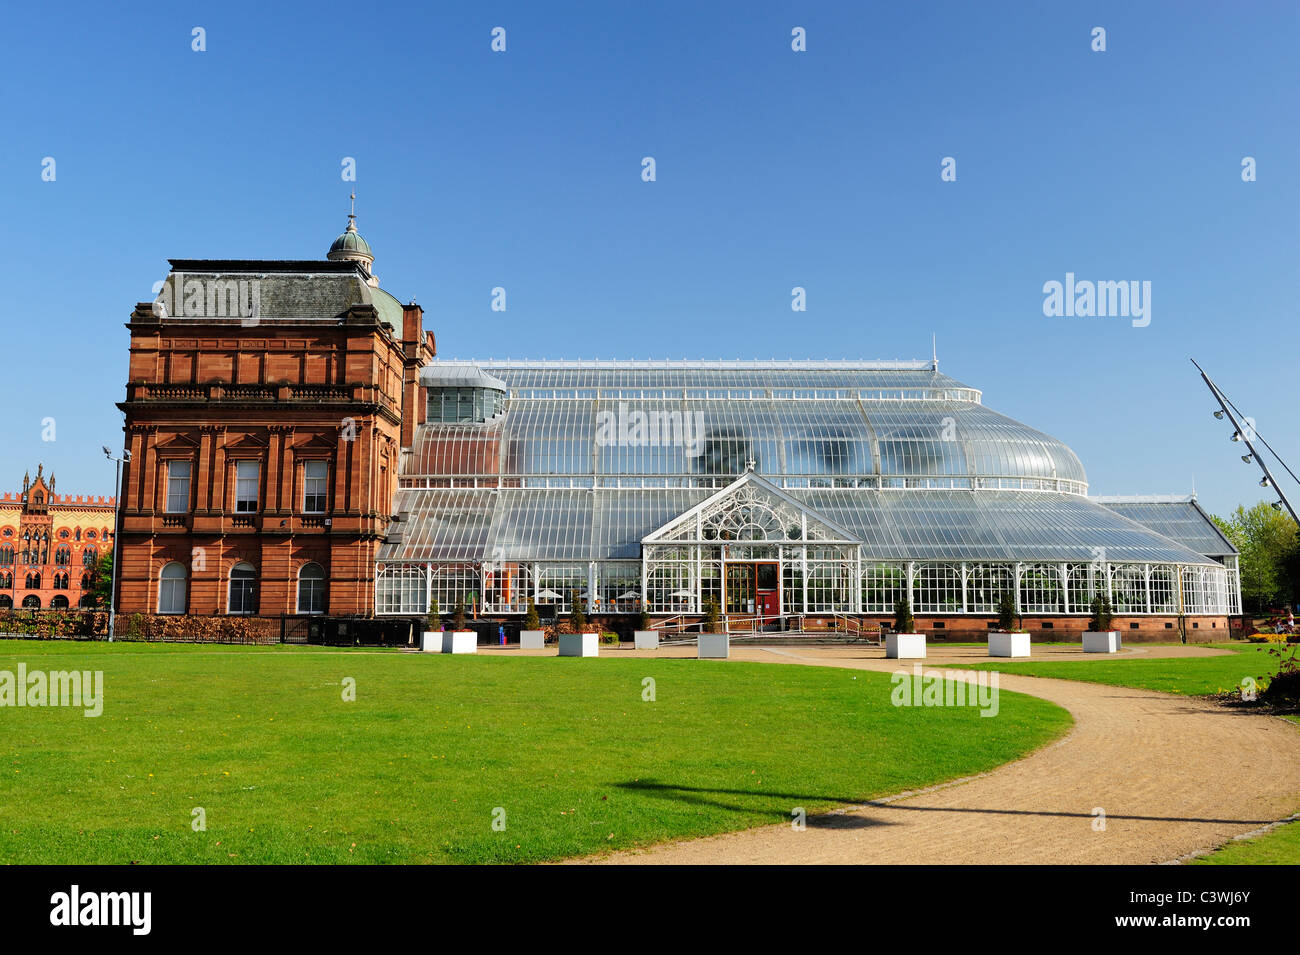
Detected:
left=1192, top=819, right=1300, bottom=865
left=949, top=643, right=1287, bottom=697
left=0, top=640, right=1069, bottom=864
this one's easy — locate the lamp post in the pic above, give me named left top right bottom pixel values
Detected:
left=1192, top=359, right=1299, bottom=527
left=103, top=446, right=130, bottom=642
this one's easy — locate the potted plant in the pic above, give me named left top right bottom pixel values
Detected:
left=442, top=599, right=477, bottom=654
left=421, top=596, right=441, bottom=652
left=520, top=597, right=545, bottom=649
left=559, top=590, right=599, bottom=657
left=1083, top=595, right=1120, bottom=653
left=698, top=596, right=729, bottom=659
left=988, top=591, right=1030, bottom=657
left=886, top=597, right=926, bottom=659
left=634, top=606, right=658, bottom=649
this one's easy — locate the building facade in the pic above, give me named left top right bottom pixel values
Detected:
left=115, top=219, right=434, bottom=619
left=374, top=360, right=1240, bottom=639
left=0, top=465, right=116, bottom=610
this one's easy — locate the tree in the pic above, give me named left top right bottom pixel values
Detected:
left=569, top=590, right=586, bottom=632
left=88, top=552, right=113, bottom=609
left=1088, top=595, right=1114, bottom=633
left=523, top=597, right=539, bottom=631
left=893, top=596, right=914, bottom=634
left=451, top=600, right=466, bottom=632
left=996, top=591, right=1017, bottom=632
left=426, top=596, right=441, bottom=632
left=1214, top=502, right=1299, bottom=612
left=703, top=596, right=722, bottom=633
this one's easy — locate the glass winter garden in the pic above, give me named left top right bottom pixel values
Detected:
left=375, top=360, right=1238, bottom=631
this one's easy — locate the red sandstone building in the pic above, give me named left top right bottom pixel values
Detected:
left=0, top=465, right=116, bottom=610
left=114, top=217, right=434, bottom=619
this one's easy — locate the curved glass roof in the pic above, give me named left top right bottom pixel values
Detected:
left=405, top=361, right=1087, bottom=491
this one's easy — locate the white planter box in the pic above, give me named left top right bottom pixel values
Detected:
left=442, top=630, right=478, bottom=654
left=1083, top=631, right=1120, bottom=653
left=519, top=630, right=546, bottom=649
left=988, top=631, right=1031, bottom=658
left=559, top=633, right=599, bottom=657
left=421, top=630, right=440, bottom=653
left=886, top=633, right=927, bottom=659
left=633, top=630, right=659, bottom=650
left=698, top=633, right=730, bottom=659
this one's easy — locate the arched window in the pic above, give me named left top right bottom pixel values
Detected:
left=297, top=562, right=326, bottom=614
left=228, top=562, right=257, bottom=615
left=21, top=595, right=39, bottom=609
left=55, top=547, right=71, bottom=566
left=0, top=595, right=11, bottom=609
left=78, top=593, right=95, bottom=608
left=158, top=561, right=187, bottom=615
left=0, top=546, right=12, bottom=565
left=50, top=595, right=68, bottom=609
left=83, top=547, right=98, bottom=567
left=25, top=573, right=40, bottom=589
left=80, top=572, right=91, bottom=589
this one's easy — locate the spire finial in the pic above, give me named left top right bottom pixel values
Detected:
left=346, top=192, right=357, bottom=232
left=931, top=334, right=938, bottom=372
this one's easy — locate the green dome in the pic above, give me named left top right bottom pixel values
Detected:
left=327, top=217, right=373, bottom=264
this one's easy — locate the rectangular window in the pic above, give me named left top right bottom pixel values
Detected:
left=235, top=461, right=260, bottom=513
left=303, top=461, right=328, bottom=513
left=165, top=461, right=191, bottom=513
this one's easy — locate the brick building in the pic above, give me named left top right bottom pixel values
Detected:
left=0, top=464, right=116, bottom=610
left=115, top=217, right=434, bottom=619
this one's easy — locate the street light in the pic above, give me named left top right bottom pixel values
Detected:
left=103, top=446, right=131, bottom=642
left=1242, top=454, right=1253, bottom=464
left=1231, top=431, right=1242, bottom=442
left=1260, top=477, right=1271, bottom=488
left=1213, top=410, right=1224, bottom=419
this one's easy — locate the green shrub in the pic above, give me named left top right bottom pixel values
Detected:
left=569, top=591, right=587, bottom=632
left=703, top=596, right=722, bottom=633
left=523, top=598, right=539, bottom=631
left=1088, top=595, right=1114, bottom=633
left=893, top=597, right=914, bottom=634
left=997, top=592, right=1017, bottom=632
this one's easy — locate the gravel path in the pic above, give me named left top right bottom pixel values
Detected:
left=573, top=645, right=1300, bottom=865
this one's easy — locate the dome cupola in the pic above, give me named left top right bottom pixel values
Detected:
left=327, top=193, right=375, bottom=272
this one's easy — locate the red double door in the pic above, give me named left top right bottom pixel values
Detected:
left=726, top=562, right=780, bottom=619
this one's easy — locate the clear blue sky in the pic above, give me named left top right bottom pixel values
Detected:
left=3, top=0, right=1296, bottom=518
